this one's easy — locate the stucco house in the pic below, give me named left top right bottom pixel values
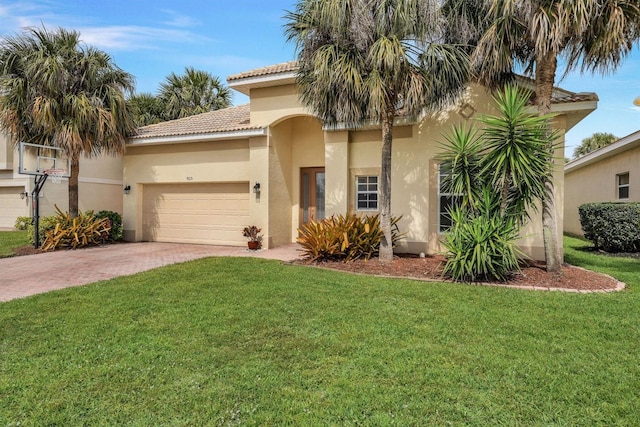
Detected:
left=0, top=132, right=124, bottom=229
left=565, top=129, right=640, bottom=236
left=123, top=61, right=597, bottom=260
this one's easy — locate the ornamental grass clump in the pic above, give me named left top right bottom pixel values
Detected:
left=297, top=213, right=403, bottom=262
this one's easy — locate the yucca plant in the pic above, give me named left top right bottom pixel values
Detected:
left=442, top=191, right=523, bottom=282
left=438, top=85, right=554, bottom=282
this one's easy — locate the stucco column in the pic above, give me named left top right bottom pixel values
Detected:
left=249, top=135, right=270, bottom=247
left=324, top=130, right=349, bottom=216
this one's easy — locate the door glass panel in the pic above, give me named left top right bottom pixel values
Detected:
left=302, top=173, right=310, bottom=223
left=315, top=172, right=325, bottom=220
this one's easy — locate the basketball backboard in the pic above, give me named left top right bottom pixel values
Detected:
left=18, top=141, right=71, bottom=178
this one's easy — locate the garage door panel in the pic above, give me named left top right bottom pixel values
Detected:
left=0, top=187, right=28, bottom=228
left=142, top=183, right=250, bottom=246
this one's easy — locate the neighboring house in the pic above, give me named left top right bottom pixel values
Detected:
left=123, top=61, right=597, bottom=260
left=0, top=133, right=124, bottom=229
left=564, top=129, right=640, bottom=236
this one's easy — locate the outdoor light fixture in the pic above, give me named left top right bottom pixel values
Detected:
left=253, top=182, right=261, bottom=193
left=19, top=191, right=28, bottom=200
left=123, top=185, right=131, bottom=195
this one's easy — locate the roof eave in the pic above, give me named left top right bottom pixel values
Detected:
left=228, top=72, right=297, bottom=95
left=128, top=128, right=267, bottom=146
left=565, top=129, right=640, bottom=173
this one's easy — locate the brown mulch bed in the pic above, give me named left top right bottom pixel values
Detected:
left=297, top=254, right=623, bottom=293
left=11, top=246, right=43, bottom=256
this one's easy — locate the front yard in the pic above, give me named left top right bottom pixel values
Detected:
left=0, top=230, right=29, bottom=258
left=0, top=235, right=638, bottom=425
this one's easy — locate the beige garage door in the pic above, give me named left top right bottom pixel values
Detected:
left=142, top=182, right=250, bottom=246
left=0, top=187, right=28, bottom=229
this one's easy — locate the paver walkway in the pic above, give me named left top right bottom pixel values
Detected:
left=0, top=242, right=301, bottom=302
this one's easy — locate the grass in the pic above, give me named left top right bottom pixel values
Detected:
left=0, top=237, right=639, bottom=425
left=0, top=230, right=29, bottom=258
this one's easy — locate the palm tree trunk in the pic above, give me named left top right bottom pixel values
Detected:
left=536, top=52, right=562, bottom=273
left=69, top=154, right=80, bottom=218
left=379, top=108, right=395, bottom=262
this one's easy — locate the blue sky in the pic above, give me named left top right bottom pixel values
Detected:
left=0, top=0, right=638, bottom=155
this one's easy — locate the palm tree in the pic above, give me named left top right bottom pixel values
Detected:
left=0, top=26, right=136, bottom=218
left=446, top=0, right=640, bottom=272
left=158, top=67, right=231, bottom=120
left=285, top=0, right=470, bottom=261
left=573, top=132, right=618, bottom=158
left=128, top=93, right=165, bottom=127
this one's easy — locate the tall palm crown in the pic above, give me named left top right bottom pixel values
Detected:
left=0, top=26, right=136, bottom=216
left=285, top=0, right=470, bottom=260
left=444, top=0, right=640, bottom=272
left=128, top=92, right=165, bottom=127
left=470, top=0, right=640, bottom=102
left=158, top=67, right=231, bottom=120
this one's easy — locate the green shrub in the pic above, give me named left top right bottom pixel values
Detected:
left=14, top=216, right=31, bottom=231
left=95, top=210, right=123, bottom=241
left=42, top=207, right=110, bottom=251
left=442, top=205, right=523, bottom=282
left=26, top=215, right=58, bottom=245
left=578, top=202, right=640, bottom=253
left=297, top=214, right=403, bottom=262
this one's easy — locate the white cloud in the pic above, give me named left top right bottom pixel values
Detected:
left=77, top=25, right=210, bottom=51
left=160, top=9, right=201, bottom=28
left=631, top=106, right=640, bottom=112
left=0, top=2, right=210, bottom=52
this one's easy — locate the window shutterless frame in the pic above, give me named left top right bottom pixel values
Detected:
left=617, top=172, right=630, bottom=200
left=438, top=162, right=462, bottom=233
left=355, top=175, right=379, bottom=211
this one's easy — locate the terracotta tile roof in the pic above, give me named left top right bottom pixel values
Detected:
left=514, top=75, right=598, bottom=104
left=550, top=91, right=598, bottom=104
left=227, top=61, right=298, bottom=82
left=228, top=61, right=597, bottom=103
left=130, top=104, right=258, bottom=140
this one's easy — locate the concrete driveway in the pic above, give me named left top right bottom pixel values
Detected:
left=0, top=242, right=301, bottom=302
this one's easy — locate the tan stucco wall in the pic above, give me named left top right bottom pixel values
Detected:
left=268, top=122, right=294, bottom=247
left=325, top=130, right=350, bottom=216
left=29, top=155, right=123, bottom=217
left=321, top=84, right=565, bottom=260
left=0, top=133, right=12, bottom=171
left=123, top=140, right=251, bottom=241
left=288, top=117, right=326, bottom=238
left=121, top=81, right=572, bottom=260
left=250, top=85, right=311, bottom=127
left=0, top=136, right=123, bottom=228
left=564, top=144, right=640, bottom=236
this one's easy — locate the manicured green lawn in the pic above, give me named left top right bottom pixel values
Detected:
left=0, top=237, right=638, bottom=425
left=0, top=230, right=29, bottom=258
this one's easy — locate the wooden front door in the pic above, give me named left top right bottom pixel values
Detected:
left=300, top=167, right=325, bottom=226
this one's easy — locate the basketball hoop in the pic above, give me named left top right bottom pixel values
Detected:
left=44, top=168, right=66, bottom=184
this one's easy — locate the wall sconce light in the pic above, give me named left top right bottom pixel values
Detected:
left=253, top=182, right=261, bottom=194
left=20, top=191, right=29, bottom=200
left=123, top=185, right=131, bottom=195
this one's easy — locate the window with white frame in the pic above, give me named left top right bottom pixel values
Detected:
left=618, top=172, right=630, bottom=199
left=438, top=162, right=462, bottom=232
left=356, top=176, right=378, bottom=210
